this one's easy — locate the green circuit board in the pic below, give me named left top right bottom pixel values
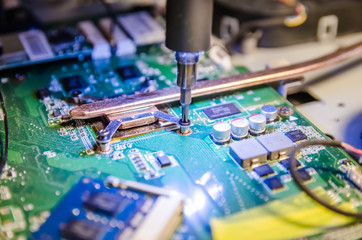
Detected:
left=0, top=44, right=361, bottom=240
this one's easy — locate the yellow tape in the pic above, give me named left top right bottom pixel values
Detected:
left=211, top=188, right=355, bottom=240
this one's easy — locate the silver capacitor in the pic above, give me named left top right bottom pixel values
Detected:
left=260, top=105, right=278, bottom=122
left=249, top=114, right=266, bottom=135
left=231, top=118, right=249, bottom=139
left=212, top=122, right=231, bottom=143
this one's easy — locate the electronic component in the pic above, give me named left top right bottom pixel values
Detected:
left=260, top=105, right=278, bottom=122
left=285, top=129, right=308, bottom=142
left=212, top=122, right=231, bottom=143
left=77, top=20, right=111, bottom=59
left=60, top=75, right=87, bottom=92
left=231, top=118, right=249, bottom=139
left=98, top=18, right=136, bottom=56
left=53, top=110, right=62, bottom=118
left=229, top=138, right=267, bottom=168
left=118, top=11, right=165, bottom=46
left=47, top=27, right=79, bottom=46
left=116, top=65, right=141, bottom=81
left=263, top=176, right=284, bottom=191
left=0, top=33, right=27, bottom=68
left=36, top=88, right=51, bottom=100
left=18, top=30, right=54, bottom=61
left=32, top=177, right=183, bottom=240
left=347, top=166, right=362, bottom=191
left=257, top=132, right=294, bottom=160
left=253, top=164, right=274, bottom=177
left=203, top=103, right=241, bottom=120
left=277, top=106, right=294, bottom=116
left=61, top=219, right=105, bottom=240
left=209, top=45, right=232, bottom=70
left=84, top=192, right=124, bottom=216
left=280, top=158, right=302, bottom=170
left=248, top=114, right=266, bottom=135
left=297, top=169, right=312, bottom=182
left=156, top=154, right=172, bottom=168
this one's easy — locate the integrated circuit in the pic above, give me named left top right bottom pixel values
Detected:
left=36, top=88, right=51, bottom=99
left=257, top=132, right=294, bottom=160
left=60, top=75, right=87, bottom=92
left=297, top=169, right=312, bottom=182
left=229, top=138, right=267, bottom=168
left=61, top=219, right=105, bottom=240
left=264, top=176, right=284, bottom=191
left=253, top=164, right=274, bottom=177
left=116, top=65, right=141, bottom=81
left=280, top=158, right=302, bottom=170
left=203, top=103, right=241, bottom=120
left=84, top=192, right=124, bottom=216
left=285, top=129, right=308, bottom=142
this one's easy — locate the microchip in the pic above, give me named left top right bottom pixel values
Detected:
left=36, top=88, right=51, bottom=99
left=280, top=158, right=301, bottom=170
left=285, top=130, right=308, bottom=142
left=263, top=177, right=284, bottom=191
left=61, top=219, right=104, bottom=240
left=60, top=75, right=86, bottom=92
left=203, top=103, right=241, bottom=120
left=157, top=155, right=171, bottom=167
left=297, top=169, right=312, bottom=182
left=253, top=164, right=274, bottom=177
left=85, top=192, right=123, bottom=216
left=116, top=65, right=141, bottom=80
left=48, top=27, right=77, bottom=45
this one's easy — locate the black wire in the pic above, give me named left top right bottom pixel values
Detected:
left=290, top=140, right=362, bottom=218
left=0, top=89, right=8, bottom=176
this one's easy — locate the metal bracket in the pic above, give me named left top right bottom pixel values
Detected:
left=96, top=111, right=182, bottom=153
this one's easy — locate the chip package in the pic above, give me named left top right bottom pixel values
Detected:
left=203, top=103, right=241, bottom=120
left=285, top=129, right=308, bottom=142
left=60, top=75, right=87, bottom=92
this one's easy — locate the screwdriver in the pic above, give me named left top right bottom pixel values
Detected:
left=165, top=0, right=213, bottom=133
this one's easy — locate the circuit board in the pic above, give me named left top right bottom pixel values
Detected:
left=1, top=12, right=362, bottom=240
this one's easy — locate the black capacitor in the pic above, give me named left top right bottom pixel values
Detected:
left=166, top=0, right=213, bottom=53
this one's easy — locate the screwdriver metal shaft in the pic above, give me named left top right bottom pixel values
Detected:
left=180, top=88, right=191, bottom=123
left=175, top=52, right=199, bottom=133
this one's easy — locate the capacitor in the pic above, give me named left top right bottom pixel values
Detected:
left=260, top=105, right=278, bottom=122
left=212, top=122, right=231, bottom=143
left=231, top=118, right=249, bottom=139
left=249, top=114, right=266, bottom=135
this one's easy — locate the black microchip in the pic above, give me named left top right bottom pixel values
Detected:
left=285, top=130, right=308, bottom=142
left=116, top=65, right=141, bottom=80
left=60, top=75, right=86, bottom=92
left=36, top=88, right=51, bottom=99
left=48, top=28, right=76, bottom=45
left=61, top=219, right=104, bottom=240
left=297, top=168, right=312, bottom=182
left=280, top=158, right=301, bottom=170
left=203, top=103, right=241, bottom=120
left=157, top=155, right=171, bottom=167
left=253, top=164, right=274, bottom=177
left=84, top=192, right=123, bottom=216
left=264, top=177, right=284, bottom=191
